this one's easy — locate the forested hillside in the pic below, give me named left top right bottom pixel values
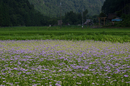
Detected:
left=102, top=0, right=130, bottom=16
left=101, top=0, right=130, bottom=27
left=0, top=0, right=50, bottom=26
left=28, top=0, right=104, bottom=17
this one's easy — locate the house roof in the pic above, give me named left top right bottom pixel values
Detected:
left=112, top=17, right=122, bottom=21
left=107, top=13, right=117, bottom=20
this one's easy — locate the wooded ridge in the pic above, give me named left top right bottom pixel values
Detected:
left=28, top=0, right=104, bottom=17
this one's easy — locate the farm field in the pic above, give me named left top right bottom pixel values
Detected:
left=0, top=26, right=130, bottom=86
left=0, top=40, right=130, bottom=86
left=0, top=26, right=130, bottom=42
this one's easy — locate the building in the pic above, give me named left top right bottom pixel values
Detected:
left=84, top=19, right=93, bottom=26
left=107, top=13, right=117, bottom=21
left=112, top=17, right=122, bottom=22
left=58, top=20, right=62, bottom=25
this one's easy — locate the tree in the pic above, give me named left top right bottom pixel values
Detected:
left=0, top=0, right=51, bottom=27
left=63, top=11, right=79, bottom=25
left=102, top=0, right=130, bottom=16
left=83, top=9, right=88, bottom=21
left=99, top=12, right=106, bottom=17
left=0, top=1, right=11, bottom=26
left=101, top=0, right=130, bottom=27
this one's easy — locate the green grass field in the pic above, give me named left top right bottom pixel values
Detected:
left=0, top=26, right=130, bottom=42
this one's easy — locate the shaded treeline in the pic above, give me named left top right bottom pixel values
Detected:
left=63, top=9, right=88, bottom=25
left=101, top=0, right=130, bottom=27
left=0, top=0, right=56, bottom=27
left=102, top=0, right=130, bottom=16
left=0, top=0, right=129, bottom=27
left=0, top=0, right=89, bottom=27
left=28, top=0, right=104, bottom=17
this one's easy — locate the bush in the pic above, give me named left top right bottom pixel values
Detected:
left=116, top=14, right=130, bottom=27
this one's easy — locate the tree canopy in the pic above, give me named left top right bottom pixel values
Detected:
left=28, top=0, right=104, bottom=17
left=63, top=9, right=88, bottom=25
left=101, top=0, right=130, bottom=16
left=0, top=0, right=51, bottom=27
left=101, top=0, right=130, bottom=27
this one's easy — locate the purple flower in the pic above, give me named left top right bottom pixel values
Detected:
left=59, top=69, right=62, bottom=72
left=89, top=62, right=93, bottom=64
left=124, top=75, right=129, bottom=77
left=13, top=68, right=18, bottom=70
left=55, top=83, right=61, bottom=86
left=115, top=63, right=120, bottom=66
left=92, top=83, right=95, bottom=85
left=84, top=66, right=89, bottom=69
left=60, top=57, right=65, bottom=59
left=26, top=72, right=31, bottom=75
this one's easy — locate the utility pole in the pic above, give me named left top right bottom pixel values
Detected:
left=82, top=8, right=84, bottom=28
left=82, top=0, right=84, bottom=28
left=60, top=1, right=62, bottom=29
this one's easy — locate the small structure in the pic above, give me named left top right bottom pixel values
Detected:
left=84, top=19, right=91, bottom=24
left=98, top=17, right=107, bottom=26
left=84, top=19, right=93, bottom=26
left=58, top=20, right=62, bottom=25
left=112, top=17, right=122, bottom=22
left=107, top=13, right=117, bottom=21
left=49, top=25, right=51, bottom=27
left=111, top=17, right=122, bottom=25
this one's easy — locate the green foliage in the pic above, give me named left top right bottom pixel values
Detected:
left=0, top=26, right=130, bottom=43
left=0, top=0, right=54, bottom=27
left=102, top=0, right=130, bottom=15
left=120, top=14, right=130, bottom=27
left=63, top=9, right=88, bottom=25
left=101, top=0, right=130, bottom=27
left=63, top=11, right=79, bottom=25
left=111, top=14, right=130, bottom=27
left=28, top=0, right=104, bottom=17
left=0, top=0, right=104, bottom=27
left=99, top=12, right=106, bottom=17
left=0, top=1, right=11, bottom=26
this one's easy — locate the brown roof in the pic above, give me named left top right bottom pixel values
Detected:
left=107, top=13, right=117, bottom=20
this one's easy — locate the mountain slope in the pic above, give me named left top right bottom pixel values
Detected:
left=102, top=0, right=130, bottom=15
left=0, top=0, right=49, bottom=26
left=28, top=0, right=104, bottom=17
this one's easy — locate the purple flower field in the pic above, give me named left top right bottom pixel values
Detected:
left=0, top=40, right=130, bottom=86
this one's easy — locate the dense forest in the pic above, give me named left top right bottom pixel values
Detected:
left=28, top=0, right=104, bottom=17
left=0, top=0, right=52, bottom=26
left=101, top=0, right=130, bottom=27
left=0, top=0, right=99, bottom=27
left=102, top=0, right=130, bottom=16
left=0, top=0, right=129, bottom=27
